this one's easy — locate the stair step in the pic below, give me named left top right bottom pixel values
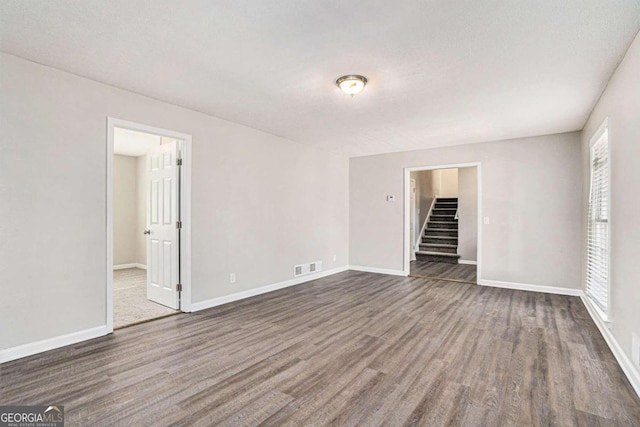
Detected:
left=415, top=251, right=460, bottom=264
left=428, top=221, right=458, bottom=229
left=430, top=215, right=456, bottom=221
left=419, top=243, right=458, bottom=254
left=425, top=229, right=458, bottom=237
left=420, top=243, right=458, bottom=248
left=422, top=235, right=458, bottom=244
left=437, top=198, right=458, bottom=202
left=415, top=251, right=460, bottom=258
left=433, top=208, right=457, bottom=214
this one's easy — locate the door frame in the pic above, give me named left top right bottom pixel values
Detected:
left=403, top=162, right=482, bottom=280
left=410, top=178, right=417, bottom=261
left=106, top=117, right=193, bottom=333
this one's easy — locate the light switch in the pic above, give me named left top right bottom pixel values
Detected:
left=483, top=216, right=490, bottom=225
left=387, top=195, right=396, bottom=202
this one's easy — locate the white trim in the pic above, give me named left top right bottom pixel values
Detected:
left=113, top=263, right=147, bottom=270
left=458, top=260, right=477, bottom=265
left=0, top=326, right=108, bottom=364
left=107, top=117, right=193, bottom=327
left=404, top=162, right=482, bottom=280
left=113, top=263, right=136, bottom=270
left=479, top=279, right=582, bottom=296
left=349, top=265, right=407, bottom=276
left=106, top=121, right=114, bottom=332
left=581, top=294, right=640, bottom=398
left=191, top=266, right=349, bottom=312
left=584, top=291, right=610, bottom=322
left=179, top=129, right=193, bottom=313
left=586, top=116, right=611, bottom=318
left=410, top=178, right=417, bottom=261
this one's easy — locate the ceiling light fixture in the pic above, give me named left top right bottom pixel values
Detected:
left=336, top=75, right=367, bottom=96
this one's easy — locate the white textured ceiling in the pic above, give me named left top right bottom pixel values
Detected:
left=1, top=1, right=639, bottom=157
left=114, top=127, right=160, bottom=157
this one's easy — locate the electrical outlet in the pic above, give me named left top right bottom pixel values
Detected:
left=633, top=332, right=640, bottom=367
left=333, top=254, right=337, bottom=262
left=483, top=216, right=490, bottom=225
left=230, top=273, right=236, bottom=284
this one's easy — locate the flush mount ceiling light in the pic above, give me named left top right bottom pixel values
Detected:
left=336, top=75, right=368, bottom=96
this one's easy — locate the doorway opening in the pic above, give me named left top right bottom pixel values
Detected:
left=107, top=118, right=192, bottom=331
left=404, top=163, right=481, bottom=284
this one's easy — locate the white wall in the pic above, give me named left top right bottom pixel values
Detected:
left=580, top=32, right=640, bottom=370
left=350, top=132, right=582, bottom=287
left=410, top=170, right=436, bottom=248
left=415, top=171, right=436, bottom=230
left=136, top=155, right=147, bottom=266
left=433, top=168, right=458, bottom=197
left=457, top=167, right=477, bottom=262
left=0, top=53, right=349, bottom=351
left=113, top=152, right=149, bottom=268
left=113, top=155, right=138, bottom=265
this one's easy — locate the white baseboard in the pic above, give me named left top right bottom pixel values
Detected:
left=478, top=279, right=582, bottom=296
left=114, top=263, right=136, bottom=270
left=458, top=260, right=477, bottom=265
left=113, top=263, right=146, bottom=270
left=0, top=326, right=108, bottom=364
left=191, top=266, right=350, bottom=312
left=581, top=294, right=640, bottom=398
left=349, top=265, right=407, bottom=276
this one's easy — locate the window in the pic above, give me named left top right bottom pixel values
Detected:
left=586, top=119, right=610, bottom=315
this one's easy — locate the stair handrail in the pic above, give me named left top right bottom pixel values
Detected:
left=415, top=197, right=437, bottom=252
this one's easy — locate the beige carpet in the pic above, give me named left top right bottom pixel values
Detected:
left=113, top=268, right=178, bottom=328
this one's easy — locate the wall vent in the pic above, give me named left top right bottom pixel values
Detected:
left=294, top=261, right=323, bottom=277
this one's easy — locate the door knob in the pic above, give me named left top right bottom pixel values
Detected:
left=143, top=230, right=151, bottom=235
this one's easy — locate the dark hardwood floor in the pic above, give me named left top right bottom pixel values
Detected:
left=410, top=260, right=477, bottom=283
left=2, top=271, right=639, bottom=426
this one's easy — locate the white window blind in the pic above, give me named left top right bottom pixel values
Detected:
left=586, top=122, right=610, bottom=313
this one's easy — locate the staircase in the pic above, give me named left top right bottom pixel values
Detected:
left=416, top=197, right=460, bottom=264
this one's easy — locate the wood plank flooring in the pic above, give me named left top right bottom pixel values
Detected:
left=411, top=260, right=477, bottom=283
left=2, top=271, right=639, bottom=426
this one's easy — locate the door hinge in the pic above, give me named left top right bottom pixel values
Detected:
left=176, top=158, right=183, bottom=166
left=176, top=221, right=182, bottom=229
left=177, top=283, right=183, bottom=292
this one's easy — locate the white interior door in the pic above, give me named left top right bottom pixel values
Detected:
left=146, top=141, right=180, bottom=309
